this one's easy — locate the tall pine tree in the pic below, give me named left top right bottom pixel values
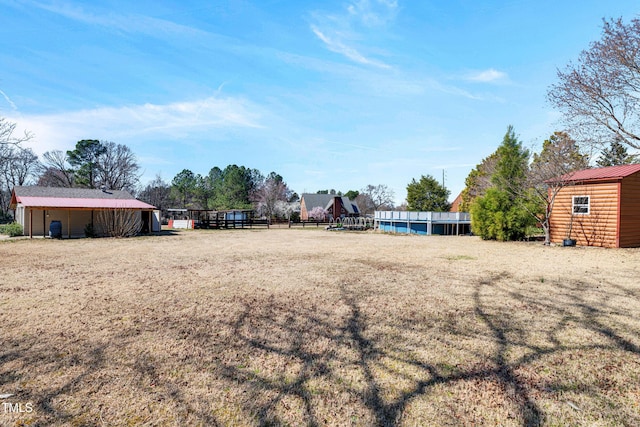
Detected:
left=470, top=126, right=535, bottom=241
left=491, top=125, right=530, bottom=196
left=596, top=140, right=638, bottom=167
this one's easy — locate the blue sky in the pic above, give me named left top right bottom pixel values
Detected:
left=1, top=0, right=639, bottom=204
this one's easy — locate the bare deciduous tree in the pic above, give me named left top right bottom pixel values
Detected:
left=0, top=117, right=33, bottom=148
left=96, top=208, right=142, bottom=238
left=359, top=184, right=395, bottom=214
left=96, top=141, right=141, bottom=192
left=460, top=153, right=498, bottom=212
left=253, top=175, right=290, bottom=219
left=39, top=141, right=140, bottom=191
left=522, top=132, right=589, bottom=245
left=138, top=174, right=172, bottom=212
left=38, top=150, right=75, bottom=187
left=0, top=146, right=40, bottom=217
left=548, top=18, right=640, bottom=150
left=1, top=146, right=38, bottom=191
left=0, top=118, right=37, bottom=218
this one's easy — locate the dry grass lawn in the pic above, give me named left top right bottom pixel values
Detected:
left=1, top=229, right=639, bottom=426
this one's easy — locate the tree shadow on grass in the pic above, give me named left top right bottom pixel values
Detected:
left=339, top=280, right=543, bottom=426
left=1, top=272, right=639, bottom=426
left=0, top=331, right=224, bottom=426
left=218, top=276, right=639, bottom=426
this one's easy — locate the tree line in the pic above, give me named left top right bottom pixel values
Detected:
left=0, top=129, right=302, bottom=221
left=0, top=123, right=405, bottom=222
left=140, top=167, right=298, bottom=219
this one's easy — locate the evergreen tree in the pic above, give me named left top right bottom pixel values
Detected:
left=216, top=165, right=262, bottom=209
left=66, top=139, right=106, bottom=188
left=596, top=140, right=638, bottom=167
left=470, top=188, right=531, bottom=241
left=491, top=125, right=530, bottom=195
left=171, top=169, right=197, bottom=208
left=406, top=175, right=450, bottom=211
left=470, top=126, right=535, bottom=240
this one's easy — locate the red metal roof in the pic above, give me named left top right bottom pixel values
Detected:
left=15, top=196, right=156, bottom=210
left=559, top=164, right=640, bottom=183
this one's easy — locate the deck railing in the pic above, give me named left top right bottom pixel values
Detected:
left=374, top=211, right=470, bottom=222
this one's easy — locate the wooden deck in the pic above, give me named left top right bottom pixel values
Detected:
left=374, top=211, right=471, bottom=235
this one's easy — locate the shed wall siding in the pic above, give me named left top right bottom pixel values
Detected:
left=48, top=209, right=93, bottom=237
left=619, top=172, right=640, bottom=247
left=23, top=208, right=93, bottom=237
left=25, top=208, right=45, bottom=236
left=549, top=183, right=619, bottom=247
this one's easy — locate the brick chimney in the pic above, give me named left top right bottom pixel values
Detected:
left=333, top=196, right=342, bottom=220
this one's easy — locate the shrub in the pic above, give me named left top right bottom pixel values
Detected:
left=96, top=209, right=141, bottom=238
left=0, top=222, right=24, bottom=237
left=471, top=188, right=533, bottom=241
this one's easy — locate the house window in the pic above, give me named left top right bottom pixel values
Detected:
left=572, top=196, right=590, bottom=215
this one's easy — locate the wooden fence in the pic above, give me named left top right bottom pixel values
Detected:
left=196, top=218, right=270, bottom=229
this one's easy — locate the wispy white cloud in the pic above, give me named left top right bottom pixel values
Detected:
left=10, top=96, right=263, bottom=156
left=310, top=25, right=391, bottom=69
left=310, top=0, right=396, bottom=69
left=347, top=0, right=398, bottom=27
left=0, top=88, right=18, bottom=111
left=24, top=0, right=206, bottom=38
left=466, top=68, right=509, bottom=83
left=276, top=50, right=486, bottom=101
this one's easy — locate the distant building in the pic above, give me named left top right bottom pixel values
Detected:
left=299, top=194, right=360, bottom=221
left=449, top=192, right=463, bottom=212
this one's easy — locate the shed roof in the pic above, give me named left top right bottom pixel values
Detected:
left=10, top=186, right=156, bottom=210
left=551, top=164, right=640, bottom=184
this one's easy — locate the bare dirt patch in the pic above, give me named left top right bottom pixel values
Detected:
left=1, top=230, right=639, bottom=426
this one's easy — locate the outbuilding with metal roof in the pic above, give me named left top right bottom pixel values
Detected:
left=10, top=186, right=159, bottom=238
left=548, top=164, right=640, bottom=248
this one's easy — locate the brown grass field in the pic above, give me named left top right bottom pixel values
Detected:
left=1, top=229, right=639, bottom=426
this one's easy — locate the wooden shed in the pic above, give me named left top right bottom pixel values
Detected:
left=548, top=164, right=640, bottom=248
